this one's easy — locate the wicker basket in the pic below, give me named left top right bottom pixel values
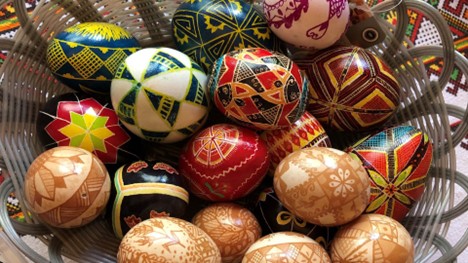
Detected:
left=0, top=0, right=466, bottom=262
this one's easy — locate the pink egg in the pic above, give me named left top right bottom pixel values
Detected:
left=263, top=0, right=350, bottom=49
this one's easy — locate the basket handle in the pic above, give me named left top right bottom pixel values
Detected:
left=0, top=178, right=51, bottom=263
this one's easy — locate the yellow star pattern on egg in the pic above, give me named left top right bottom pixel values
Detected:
left=59, top=109, right=114, bottom=153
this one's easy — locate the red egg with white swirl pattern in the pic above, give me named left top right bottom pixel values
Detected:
left=179, top=124, right=270, bottom=201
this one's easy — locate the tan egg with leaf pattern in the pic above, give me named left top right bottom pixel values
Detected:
left=118, top=217, right=221, bottom=263
left=274, top=147, right=370, bottom=227
left=192, top=203, right=262, bottom=263
left=242, top=231, right=331, bottom=263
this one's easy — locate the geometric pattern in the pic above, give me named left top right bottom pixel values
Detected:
left=260, top=111, right=332, bottom=174
left=172, top=0, right=280, bottom=72
left=209, top=48, right=309, bottom=130
left=330, top=214, right=414, bottom=263
left=23, top=147, right=110, bottom=228
left=111, top=48, right=210, bottom=143
left=347, top=125, right=433, bottom=222
left=295, top=46, right=401, bottom=132
left=46, top=22, right=140, bottom=95
left=117, top=217, right=221, bottom=262
left=38, top=93, right=135, bottom=164
left=243, top=232, right=331, bottom=262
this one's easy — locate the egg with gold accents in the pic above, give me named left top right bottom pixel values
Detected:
left=111, top=160, right=189, bottom=238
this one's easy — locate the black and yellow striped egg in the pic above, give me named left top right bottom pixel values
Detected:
left=46, top=22, right=141, bottom=96
left=111, top=161, right=189, bottom=238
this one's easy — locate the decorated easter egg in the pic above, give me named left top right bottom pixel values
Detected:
left=260, top=111, right=331, bottom=174
left=295, top=46, right=400, bottom=132
left=111, top=160, right=189, bottom=238
left=192, top=203, right=262, bottom=263
left=208, top=48, right=309, bottom=130
left=254, top=187, right=336, bottom=249
left=274, top=147, right=370, bottom=227
left=263, top=0, right=349, bottom=49
left=172, top=0, right=280, bottom=72
left=346, top=125, right=433, bottom=222
left=179, top=123, right=270, bottom=201
left=242, top=232, right=331, bottom=263
left=111, top=47, right=210, bottom=143
left=117, top=217, right=221, bottom=263
left=330, top=214, right=414, bottom=263
left=36, top=92, right=139, bottom=166
left=46, top=22, right=140, bottom=95
left=24, top=146, right=110, bottom=228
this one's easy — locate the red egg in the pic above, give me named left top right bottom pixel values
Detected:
left=179, top=124, right=270, bottom=201
left=260, top=111, right=331, bottom=174
left=295, top=46, right=400, bottom=132
left=192, top=203, right=262, bottom=263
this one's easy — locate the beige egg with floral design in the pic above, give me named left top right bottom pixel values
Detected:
left=330, top=214, right=414, bottom=262
left=242, top=231, right=331, bottom=263
left=192, top=203, right=262, bottom=263
left=274, top=147, right=370, bottom=227
left=118, top=217, right=221, bottom=263
left=24, top=146, right=110, bottom=228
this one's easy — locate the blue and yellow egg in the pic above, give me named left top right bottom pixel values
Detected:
left=46, top=22, right=141, bottom=96
left=172, top=0, right=281, bottom=72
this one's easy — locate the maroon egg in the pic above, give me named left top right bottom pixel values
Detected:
left=295, top=46, right=400, bottom=132
left=179, top=123, right=270, bottom=201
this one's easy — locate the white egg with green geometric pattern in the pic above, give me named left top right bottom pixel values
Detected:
left=111, top=47, right=210, bottom=143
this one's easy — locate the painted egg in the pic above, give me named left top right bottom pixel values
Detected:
left=192, top=203, right=262, bottom=263
left=24, top=146, right=110, bottom=228
left=263, top=0, right=349, bottom=49
left=117, top=217, right=221, bottom=263
left=172, top=0, right=280, bottom=72
left=295, top=46, right=401, bottom=132
left=346, top=125, right=433, bottom=222
left=253, top=187, right=336, bottom=249
left=111, top=47, right=210, bottom=143
left=208, top=48, right=309, bottom=130
left=330, top=214, right=414, bottom=263
left=179, top=123, right=270, bottom=201
left=36, top=92, right=139, bottom=166
left=274, top=147, right=370, bottom=227
left=242, top=232, right=331, bottom=263
left=46, top=22, right=140, bottom=96
left=111, top=161, right=189, bottom=238
left=260, top=111, right=331, bottom=174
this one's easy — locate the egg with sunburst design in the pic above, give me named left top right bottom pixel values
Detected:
left=111, top=47, right=210, bottom=143
left=346, top=125, right=433, bottom=222
left=46, top=22, right=141, bottom=96
left=36, top=92, right=139, bottom=165
left=179, top=123, right=270, bottom=201
left=172, top=0, right=280, bottom=73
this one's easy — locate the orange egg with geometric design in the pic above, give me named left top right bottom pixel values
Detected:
left=24, top=146, right=111, bottom=228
